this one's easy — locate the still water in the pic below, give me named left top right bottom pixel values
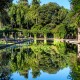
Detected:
left=10, top=67, right=71, bottom=80
left=0, top=42, right=79, bottom=80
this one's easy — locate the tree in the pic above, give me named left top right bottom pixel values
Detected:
left=16, top=2, right=29, bottom=29
left=27, top=0, right=40, bottom=27
left=9, top=4, right=17, bottom=28
left=18, top=0, right=28, bottom=6
left=0, top=0, right=13, bottom=28
left=27, top=5, right=39, bottom=26
left=41, top=25, right=51, bottom=44
left=70, top=0, right=80, bottom=24
left=51, top=23, right=66, bottom=39
left=31, top=24, right=42, bottom=44
left=69, top=0, right=80, bottom=25
left=0, top=0, right=12, bottom=11
left=9, top=0, right=29, bottom=29
left=69, top=0, right=80, bottom=14
left=32, top=0, right=40, bottom=6
left=64, top=11, right=77, bottom=39
left=70, top=0, right=80, bottom=41
left=51, top=7, right=68, bottom=39
left=38, top=2, right=60, bottom=26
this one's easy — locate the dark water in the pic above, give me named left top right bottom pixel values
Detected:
left=0, top=42, right=80, bottom=80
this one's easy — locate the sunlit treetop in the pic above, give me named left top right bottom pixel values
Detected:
left=32, top=0, right=40, bottom=5
left=18, top=0, right=28, bottom=5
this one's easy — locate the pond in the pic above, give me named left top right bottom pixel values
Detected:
left=0, top=41, right=80, bottom=80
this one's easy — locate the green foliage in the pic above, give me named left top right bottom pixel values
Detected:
left=16, top=3, right=28, bottom=28
left=52, top=23, right=66, bottom=38
left=27, top=3, right=39, bottom=25
left=57, top=8, right=68, bottom=23
left=1, top=0, right=77, bottom=39
left=22, top=29, right=28, bottom=37
left=32, top=0, right=40, bottom=6
left=9, top=1, right=29, bottom=29
left=0, top=0, right=12, bottom=11
left=31, top=24, right=42, bottom=34
left=41, top=26, right=50, bottom=34
left=0, top=0, right=12, bottom=28
left=19, top=0, right=28, bottom=6
left=70, top=0, right=80, bottom=30
left=70, top=0, right=80, bottom=14
left=2, top=1, right=69, bottom=38
left=9, top=4, right=17, bottom=25
left=38, top=2, right=60, bottom=26
left=0, top=40, right=6, bottom=44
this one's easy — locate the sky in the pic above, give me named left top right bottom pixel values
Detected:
left=13, top=0, right=70, bottom=9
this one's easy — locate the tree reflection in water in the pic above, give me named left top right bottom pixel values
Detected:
left=0, top=42, right=79, bottom=80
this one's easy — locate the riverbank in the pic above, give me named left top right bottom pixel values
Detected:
left=0, top=36, right=78, bottom=50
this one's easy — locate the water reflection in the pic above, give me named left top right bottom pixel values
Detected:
left=0, top=42, right=79, bottom=80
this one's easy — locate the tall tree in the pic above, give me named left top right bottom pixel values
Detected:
left=27, top=0, right=40, bottom=27
left=9, top=0, right=29, bottom=29
left=9, top=4, right=17, bottom=28
left=0, top=0, right=13, bottom=28
left=16, top=3, right=29, bottom=29
left=38, top=2, right=60, bottom=26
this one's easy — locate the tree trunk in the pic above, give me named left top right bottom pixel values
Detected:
left=44, top=33, right=47, bottom=44
left=34, top=34, right=37, bottom=44
left=36, top=17, right=38, bottom=24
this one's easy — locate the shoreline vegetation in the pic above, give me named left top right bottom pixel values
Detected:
left=0, top=0, right=80, bottom=53
left=0, top=0, right=78, bottom=46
